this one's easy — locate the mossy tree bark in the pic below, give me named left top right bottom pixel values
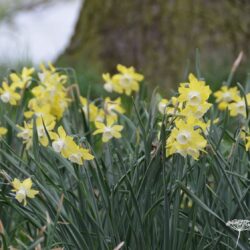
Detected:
left=57, top=0, right=250, bottom=91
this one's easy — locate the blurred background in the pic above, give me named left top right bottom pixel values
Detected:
left=1, top=0, right=250, bottom=94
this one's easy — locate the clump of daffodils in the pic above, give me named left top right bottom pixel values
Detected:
left=103, top=64, right=144, bottom=96
left=214, top=85, right=250, bottom=117
left=161, top=74, right=211, bottom=160
left=52, top=126, right=94, bottom=165
left=11, top=177, right=39, bottom=206
left=27, top=63, right=70, bottom=120
left=17, top=116, right=56, bottom=149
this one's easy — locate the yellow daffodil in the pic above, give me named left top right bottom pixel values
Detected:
left=10, top=67, right=35, bottom=89
left=103, top=73, right=122, bottom=93
left=52, top=126, right=76, bottom=158
left=12, top=178, right=39, bottom=206
left=93, top=116, right=123, bottom=142
left=68, top=144, right=94, bottom=165
left=17, top=121, right=33, bottom=149
left=180, top=102, right=212, bottom=119
left=113, top=64, right=144, bottom=95
left=104, top=97, right=125, bottom=120
left=177, top=73, right=211, bottom=106
left=166, top=116, right=207, bottom=160
left=214, top=86, right=240, bottom=110
left=95, top=108, right=105, bottom=123
left=80, top=97, right=99, bottom=122
left=24, top=103, right=55, bottom=121
left=228, top=95, right=250, bottom=117
left=0, top=81, right=21, bottom=105
left=158, top=99, right=169, bottom=114
left=51, top=126, right=94, bottom=164
left=0, top=127, right=7, bottom=137
left=17, top=116, right=56, bottom=148
left=28, top=64, right=70, bottom=120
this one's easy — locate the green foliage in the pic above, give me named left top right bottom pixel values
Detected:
left=1, top=62, right=250, bottom=250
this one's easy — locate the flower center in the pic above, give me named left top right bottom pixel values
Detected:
left=16, top=187, right=27, bottom=203
left=69, top=153, right=81, bottom=164
left=120, top=74, right=132, bottom=87
left=104, top=82, right=113, bottom=92
left=177, top=131, right=191, bottom=144
left=188, top=91, right=201, bottom=105
left=37, top=126, right=46, bottom=137
left=52, top=139, right=65, bottom=153
left=222, top=92, right=232, bottom=102
left=237, top=101, right=245, bottom=113
left=1, top=92, right=10, bottom=103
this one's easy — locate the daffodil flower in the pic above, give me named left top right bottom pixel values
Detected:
left=0, top=81, right=21, bottom=105
left=214, top=86, right=239, bottom=110
left=93, top=116, right=123, bottom=142
left=113, top=64, right=144, bottom=95
left=12, top=178, right=39, bottom=206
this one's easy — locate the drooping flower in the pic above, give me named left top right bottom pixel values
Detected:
left=51, top=126, right=76, bottom=158
left=104, top=97, right=125, bottom=121
left=158, top=99, right=169, bottom=114
left=10, top=67, right=35, bottom=89
left=11, top=178, right=39, bottom=206
left=80, top=97, right=98, bottom=122
left=51, top=126, right=94, bottom=164
left=228, top=95, right=250, bottom=117
left=0, top=81, right=21, bottom=105
left=103, top=73, right=122, bottom=93
left=93, top=116, right=123, bottom=142
left=67, top=144, right=94, bottom=165
left=214, top=86, right=239, bottom=110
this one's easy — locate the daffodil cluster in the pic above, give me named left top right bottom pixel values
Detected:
left=103, top=64, right=144, bottom=95
left=16, top=64, right=70, bottom=147
left=160, top=73, right=211, bottom=160
left=52, top=126, right=94, bottom=165
left=214, top=85, right=250, bottom=117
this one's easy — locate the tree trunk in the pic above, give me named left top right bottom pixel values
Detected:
left=57, top=0, right=250, bottom=91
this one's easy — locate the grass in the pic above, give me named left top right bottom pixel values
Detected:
left=0, top=59, right=250, bottom=250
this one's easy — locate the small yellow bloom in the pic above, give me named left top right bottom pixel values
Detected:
left=52, top=126, right=76, bottom=158
left=80, top=97, right=98, bottom=122
left=51, top=126, right=94, bottom=164
left=0, top=81, right=21, bottom=105
left=104, top=97, right=125, bottom=121
left=17, top=117, right=56, bottom=148
left=24, top=103, right=55, bottom=121
left=214, top=86, right=239, bottom=110
left=177, top=73, right=211, bottom=107
left=12, top=178, right=39, bottom=206
left=10, top=67, right=35, bottom=89
left=158, top=99, right=169, bottom=114
left=0, top=127, right=7, bottom=137
left=68, top=145, right=94, bottom=165
left=228, top=95, right=250, bottom=117
left=103, top=73, right=122, bottom=93
left=113, top=64, right=144, bottom=95
left=93, top=116, right=123, bottom=142
left=166, top=116, right=207, bottom=160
